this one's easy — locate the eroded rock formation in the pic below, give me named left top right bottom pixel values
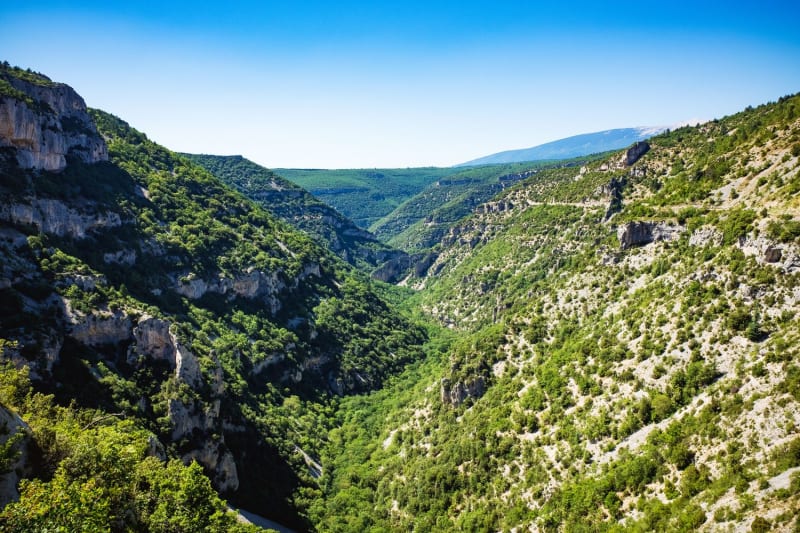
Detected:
left=0, top=71, right=107, bottom=171
left=617, top=221, right=684, bottom=249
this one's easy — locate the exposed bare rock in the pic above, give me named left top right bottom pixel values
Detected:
left=628, top=166, right=647, bottom=178
left=623, top=141, right=650, bottom=166
left=372, top=252, right=439, bottom=283
left=103, top=249, right=137, bottom=266
left=129, top=316, right=201, bottom=386
left=174, top=268, right=299, bottom=314
left=64, top=274, right=104, bottom=292
left=689, top=226, right=724, bottom=247
left=600, top=142, right=650, bottom=171
left=0, top=404, right=29, bottom=507
left=737, top=235, right=798, bottom=270
left=440, top=376, right=486, bottom=407
left=145, top=435, right=167, bottom=462
left=232, top=269, right=285, bottom=299
left=175, top=275, right=211, bottom=299
left=183, top=440, right=240, bottom=493
left=599, top=176, right=626, bottom=220
left=617, top=221, right=684, bottom=249
left=0, top=198, right=121, bottom=239
left=128, top=315, right=234, bottom=490
left=68, top=310, right=132, bottom=346
left=129, top=316, right=173, bottom=362
left=372, top=255, right=412, bottom=283
left=0, top=73, right=107, bottom=171
left=476, top=200, right=514, bottom=214
left=764, top=246, right=782, bottom=263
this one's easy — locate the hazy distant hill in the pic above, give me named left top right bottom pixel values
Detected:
left=458, top=126, right=666, bottom=166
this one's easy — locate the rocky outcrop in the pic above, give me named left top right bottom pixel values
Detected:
left=623, top=141, right=650, bottom=166
left=128, top=316, right=201, bottom=386
left=600, top=142, right=651, bottom=172
left=617, top=221, right=684, bottom=249
left=440, top=376, right=486, bottom=407
left=689, top=226, right=724, bottom=248
left=0, top=404, right=29, bottom=507
left=0, top=71, right=107, bottom=171
left=628, top=166, right=647, bottom=178
left=372, top=253, right=413, bottom=283
left=174, top=264, right=320, bottom=313
left=599, top=176, right=626, bottom=221
left=68, top=310, right=132, bottom=347
left=103, top=249, right=137, bottom=266
left=371, top=252, right=439, bottom=283
left=127, top=315, right=235, bottom=490
left=476, top=200, right=514, bottom=214
left=183, top=440, right=239, bottom=493
left=737, top=236, right=799, bottom=272
left=0, top=198, right=121, bottom=239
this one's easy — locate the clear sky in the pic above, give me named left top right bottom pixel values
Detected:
left=2, top=1, right=799, bottom=168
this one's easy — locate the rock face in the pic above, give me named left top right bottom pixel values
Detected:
left=689, top=226, right=724, bottom=248
left=600, top=176, right=626, bottom=221
left=617, top=221, right=684, bottom=250
left=0, top=405, right=29, bottom=507
left=737, top=236, right=800, bottom=272
left=68, top=310, right=132, bottom=346
left=0, top=198, right=121, bottom=239
left=475, top=200, right=514, bottom=215
left=440, top=376, right=486, bottom=407
left=174, top=264, right=320, bottom=314
left=127, top=315, right=237, bottom=490
left=129, top=316, right=202, bottom=386
left=623, top=141, right=650, bottom=166
left=0, top=70, right=107, bottom=171
left=600, top=142, right=651, bottom=172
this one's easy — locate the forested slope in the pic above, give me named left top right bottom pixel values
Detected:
left=185, top=154, right=406, bottom=275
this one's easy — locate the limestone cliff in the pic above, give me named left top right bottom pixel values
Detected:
left=0, top=67, right=107, bottom=171
left=616, top=220, right=684, bottom=249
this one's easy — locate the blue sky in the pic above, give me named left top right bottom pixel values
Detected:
left=2, top=1, right=799, bottom=168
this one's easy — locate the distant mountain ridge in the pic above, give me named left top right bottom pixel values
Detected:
left=457, top=126, right=667, bottom=166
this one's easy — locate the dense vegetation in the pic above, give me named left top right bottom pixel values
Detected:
left=310, top=93, right=800, bottom=530
left=185, top=154, right=403, bottom=273
left=372, top=156, right=606, bottom=251
left=275, top=167, right=462, bottom=228
left=0, top=360, right=262, bottom=533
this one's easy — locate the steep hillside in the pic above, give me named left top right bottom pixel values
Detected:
left=184, top=154, right=406, bottom=274
left=372, top=157, right=606, bottom=253
left=275, top=167, right=461, bottom=228
left=458, top=126, right=666, bottom=166
left=0, top=64, right=425, bottom=530
left=315, top=94, right=800, bottom=531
